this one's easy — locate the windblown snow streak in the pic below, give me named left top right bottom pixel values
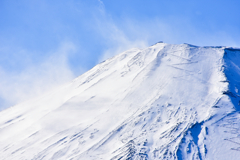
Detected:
left=0, top=43, right=240, bottom=159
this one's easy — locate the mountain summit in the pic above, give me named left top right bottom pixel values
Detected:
left=1, top=43, right=240, bottom=159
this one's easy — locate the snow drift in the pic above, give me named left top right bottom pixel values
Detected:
left=1, top=43, right=240, bottom=159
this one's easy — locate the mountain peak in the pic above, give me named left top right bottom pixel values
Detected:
left=0, top=43, right=240, bottom=159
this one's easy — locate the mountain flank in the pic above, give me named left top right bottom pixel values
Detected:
left=1, top=43, right=240, bottom=159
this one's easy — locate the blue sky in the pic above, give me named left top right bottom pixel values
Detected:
left=0, top=0, right=240, bottom=110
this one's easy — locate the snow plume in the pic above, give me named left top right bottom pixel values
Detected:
left=97, top=26, right=148, bottom=62
left=0, top=42, right=75, bottom=110
left=93, top=3, right=239, bottom=63
left=93, top=1, right=148, bottom=62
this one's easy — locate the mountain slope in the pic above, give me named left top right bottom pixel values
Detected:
left=1, top=43, right=240, bottom=159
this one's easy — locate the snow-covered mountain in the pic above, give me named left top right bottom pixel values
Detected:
left=1, top=42, right=240, bottom=160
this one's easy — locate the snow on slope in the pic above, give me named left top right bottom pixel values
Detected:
left=1, top=43, right=240, bottom=159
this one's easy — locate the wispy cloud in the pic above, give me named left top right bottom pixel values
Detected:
left=97, top=0, right=105, bottom=13
left=91, top=2, right=240, bottom=59
left=92, top=1, right=148, bottom=62
left=0, top=42, right=75, bottom=110
left=96, top=22, right=148, bottom=62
